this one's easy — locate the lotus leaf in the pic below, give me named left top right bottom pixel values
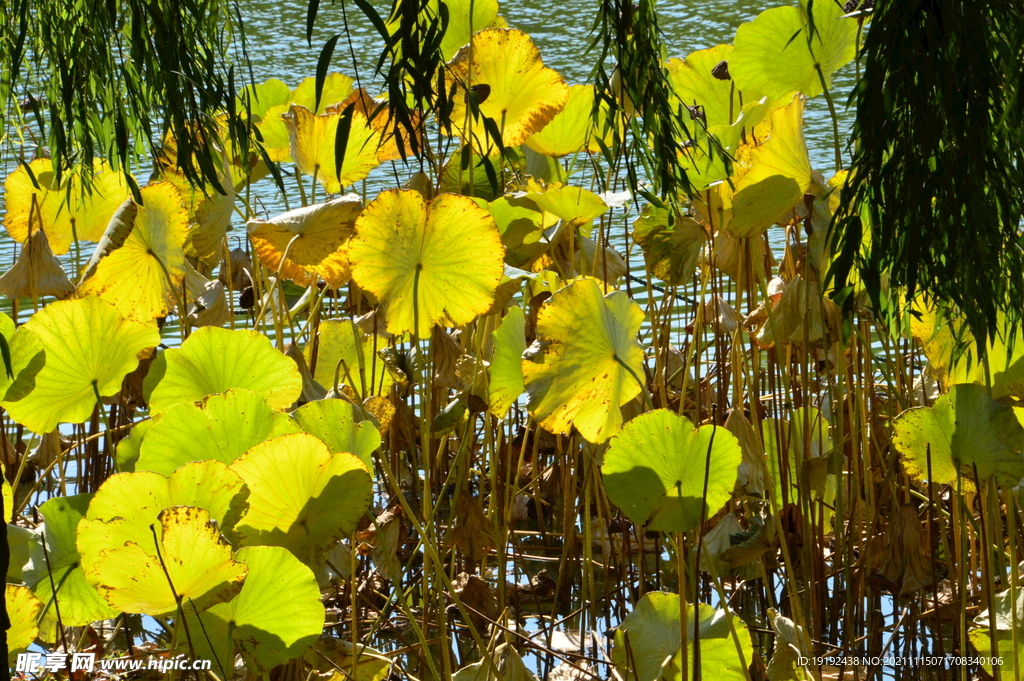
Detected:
left=489, top=306, right=527, bottom=417
left=525, top=84, right=607, bottom=157
left=525, top=182, right=608, bottom=235
left=136, top=389, right=300, bottom=475
left=230, top=432, right=373, bottom=566
left=668, top=45, right=747, bottom=129
left=522, top=278, right=645, bottom=443
left=24, top=494, right=119, bottom=634
left=77, top=460, right=249, bottom=573
left=1, top=297, right=159, bottom=434
left=258, top=73, right=356, bottom=161
left=893, top=384, right=1024, bottom=487
left=612, top=591, right=752, bottom=681
left=185, top=545, right=325, bottom=674
left=447, top=29, right=569, bottom=149
left=78, top=181, right=189, bottom=321
left=248, top=196, right=362, bottom=288
left=452, top=642, right=539, bottom=681
left=602, top=409, right=742, bottom=532
left=730, top=0, right=857, bottom=100
left=0, top=225, right=74, bottom=300
left=291, top=399, right=381, bottom=470
left=6, top=584, right=43, bottom=658
left=86, top=506, right=247, bottom=615
left=970, top=583, right=1024, bottom=676
left=632, top=205, right=706, bottom=286
left=144, top=326, right=303, bottom=415
left=3, top=159, right=132, bottom=254
left=349, top=189, right=504, bottom=336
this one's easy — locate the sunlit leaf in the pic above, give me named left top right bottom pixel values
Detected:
left=77, top=460, right=249, bottom=574
left=489, top=306, right=526, bottom=417
left=448, top=28, right=569, bottom=149
left=730, top=0, right=857, bottom=99
left=144, top=326, right=303, bottom=415
left=6, top=584, right=43, bottom=657
left=893, top=383, right=1024, bottom=488
left=3, top=159, right=132, bottom=255
left=602, top=409, right=742, bottom=532
left=1, top=297, right=159, bottom=434
left=259, top=73, right=356, bottom=161
left=525, top=84, right=608, bottom=157
left=136, top=389, right=300, bottom=475
left=230, top=432, right=373, bottom=566
left=185, top=546, right=325, bottom=674
left=86, top=506, right=247, bottom=616
left=291, top=399, right=381, bottom=471
left=78, top=182, right=189, bottom=321
left=667, top=44, right=748, bottom=129
left=23, top=494, right=119, bottom=635
left=306, top=319, right=397, bottom=397
left=632, top=205, right=706, bottom=286
left=349, top=189, right=505, bottom=336
left=612, top=592, right=753, bottom=681
left=248, top=196, right=362, bottom=288
left=522, top=278, right=644, bottom=443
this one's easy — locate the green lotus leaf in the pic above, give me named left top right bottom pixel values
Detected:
left=2, top=297, right=159, bottom=434
left=115, top=418, right=154, bottom=472
left=144, top=326, right=303, bottom=415
left=24, top=494, right=119, bottom=635
left=230, top=432, right=373, bottom=566
left=525, top=183, right=608, bottom=235
left=137, top=389, right=300, bottom=475
left=0, top=312, right=45, bottom=404
left=6, top=584, right=43, bottom=659
left=970, top=584, right=1024, bottom=675
left=236, top=77, right=291, bottom=121
left=184, top=545, right=325, bottom=675
left=78, top=460, right=249, bottom=574
left=523, top=278, right=645, bottom=443
left=349, top=190, right=505, bottom=336
left=612, top=592, right=752, bottom=681
left=7, top=524, right=34, bottom=582
left=291, top=399, right=381, bottom=471
left=893, top=384, right=1024, bottom=488
left=86, top=506, right=247, bottom=616
left=667, top=44, right=748, bottom=129
left=306, top=319, right=396, bottom=397
left=730, top=0, right=857, bottom=100
left=488, top=305, right=526, bottom=418
left=602, top=409, right=742, bottom=532
left=763, top=406, right=833, bottom=511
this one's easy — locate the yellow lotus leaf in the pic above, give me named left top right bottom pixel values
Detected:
left=0, top=225, right=74, bottom=300
left=525, top=182, right=608, bottom=234
left=1, top=297, right=160, bottom=434
left=522, top=278, right=645, bottom=443
left=284, top=89, right=407, bottom=194
left=6, top=585, right=42, bottom=656
left=525, top=84, right=609, bottom=157
left=306, top=318, right=396, bottom=397
left=349, top=189, right=505, bottom=336
left=3, top=159, right=132, bottom=254
left=447, top=28, right=569, bottom=149
left=86, top=506, right=247, bottom=616
left=385, top=0, right=501, bottom=61
left=248, top=196, right=362, bottom=288
left=717, top=94, right=813, bottom=238
left=259, top=73, right=356, bottom=162
left=327, top=88, right=420, bottom=162
left=78, top=182, right=189, bottom=321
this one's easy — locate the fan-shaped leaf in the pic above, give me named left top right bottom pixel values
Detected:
left=137, top=389, right=300, bottom=475
left=144, top=327, right=302, bottom=415
left=1, top=297, right=159, bottom=434
left=602, top=409, right=742, bottom=532
left=349, top=190, right=504, bottom=336
left=248, top=196, right=362, bottom=288
left=522, top=278, right=644, bottom=443
left=291, top=399, right=381, bottom=470
left=78, top=182, right=189, bottom=321
left=230, top=432, right=373, bottom=566
left=448, top=29, right=569, bottom=149
left=525, top=84, right=607, bottom=157
left=489, top=306, right=526, bottom=417
left=86, top=506, right=247, bottom=616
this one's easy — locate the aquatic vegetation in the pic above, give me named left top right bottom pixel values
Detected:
left=2, top=1, right=1023, bottom=680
